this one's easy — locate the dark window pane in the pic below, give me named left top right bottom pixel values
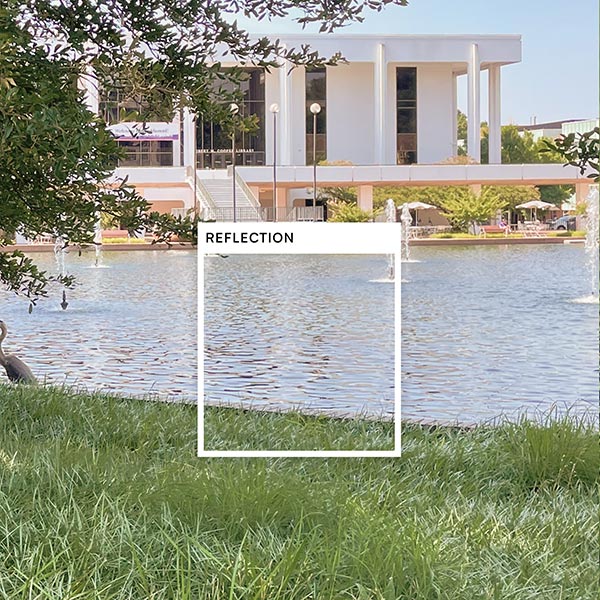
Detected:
left=116, top=140, right=173, bottom=167
left=247, top=69, right=265, bottom=102
left=306, top=68, right=326, bottom=163
left=397, top=108, right=416, bottom=134
left=159, top=152, right=173, bottom=166
left=396, top=67, right=417, bottom=164
left=198, top=67, right=266, bottom=167
left=396, top=68, right=416, bottom=100
left=306, top=68, right=326, bottom=101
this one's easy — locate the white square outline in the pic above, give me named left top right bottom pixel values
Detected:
left=197, top=222, right=402, bottom=458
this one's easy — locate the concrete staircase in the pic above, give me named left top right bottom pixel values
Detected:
left=197, top=172, right=262, bottom=221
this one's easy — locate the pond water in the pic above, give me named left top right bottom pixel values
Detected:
left=204, top=255, right=395, bottom=416
left=402, top=244, right=597, bottom=424
left=0, top=250, right=197, bottom=400
left=205, top=246, right=597, bottom=424
left=0, top=244, right=597, bottom=425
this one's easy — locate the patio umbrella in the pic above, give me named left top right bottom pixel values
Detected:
left=400, top=201, right=436, bottom=225
left=515, top=200, right=558, bottom=220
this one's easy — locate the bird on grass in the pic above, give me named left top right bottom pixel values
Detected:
left=0, top=320, right=37, bottom=384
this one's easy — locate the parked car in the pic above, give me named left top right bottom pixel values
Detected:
left=549, top=215, right=577, bottom=231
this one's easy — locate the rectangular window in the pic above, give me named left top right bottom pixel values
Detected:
left=117, top=141, right=173, bottom=167
left=306, top=68, right=326, bottom=164
left=396, top=67, right=417, bottom=165
left=198, top=68, right=266, bottom=169
left=98, top=85, right=155, bottom=125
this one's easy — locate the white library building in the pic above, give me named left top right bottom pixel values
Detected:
left=84, top=34, right=591, bottom=221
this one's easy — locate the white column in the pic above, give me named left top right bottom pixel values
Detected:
left=279, top=51, right=292, bottom=166
left=172, top=113, right=181, bottom=167
left=357, top=185, right=373, bottom=212
left=467, top=43, right=481, bottom=162
left=373, top=43, right=386, bottom=165
left=182, top=108, right=195, bottom=169
left=79, top=67, right=99, bottom=114
left=488, top=64, right=502, bottom=164
left=451, top=73, right=458, bottom=157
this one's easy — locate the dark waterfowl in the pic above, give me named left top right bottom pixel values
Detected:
left=0, top=321, right=37, bottom=384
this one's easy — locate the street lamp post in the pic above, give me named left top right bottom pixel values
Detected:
left=229, top=102, right=239, bottom=222
left=193, top=115, right=198, bottom=215
left=309, top=102, right=321, bottom=221
left=269, top=103, right=279, bottom=222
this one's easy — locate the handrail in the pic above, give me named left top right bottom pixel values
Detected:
left=293, top=206, right=324, bottom=221
left=196, top=176, right=217, bottom=212
left=205, top=207, right=268, bottom=222
left=186, top=166, right=218, bottom=220
left=234, top=171, right=262, bottom=213
left=202, top=205, right=330, bottom=222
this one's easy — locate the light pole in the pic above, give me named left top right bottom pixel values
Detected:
left=193, top=115, right=198, bottom=215
left=269, top=103, right=279, bottom=221
left=229, top=102, right=239, bottom=222
left=309, top=102, right=321, bottom=221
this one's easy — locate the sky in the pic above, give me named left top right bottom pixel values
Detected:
left=235, top=0, right=599, bottom=126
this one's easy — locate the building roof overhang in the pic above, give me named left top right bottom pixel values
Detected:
left=216, top=34, right=521, bottom=68
left=236, top=163, right=591, bottom=188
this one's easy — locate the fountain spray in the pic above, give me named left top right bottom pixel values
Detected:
left=385, top=199, right=396, bottom=279
left=584, top=187, right=599, bottom=299
left=93, top=215, right=103, bottom=267
left=400, top=204, right=412, bottom=262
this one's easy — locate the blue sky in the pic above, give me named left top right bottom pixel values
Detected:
left=235, top=0, right=599, bottom=126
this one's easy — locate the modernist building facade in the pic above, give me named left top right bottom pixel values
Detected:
left=84, top=34, right=591, bottom=219
left=224, top=34, right=519, bottom=167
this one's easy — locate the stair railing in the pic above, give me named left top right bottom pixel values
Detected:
left=234, top=172, right=263, bottom=220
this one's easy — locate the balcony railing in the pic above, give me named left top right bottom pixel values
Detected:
left=201, top=206, right=325, bottom=222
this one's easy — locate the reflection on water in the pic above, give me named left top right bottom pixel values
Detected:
left=402, top=244, right=597, bottom=424
left=0, top=250, right=197, bottom=400
left=1, top=245, right=596, bottom=425
left=207, top=246, right=597, bottom=424
left=204, top=255, right=394, bottom=416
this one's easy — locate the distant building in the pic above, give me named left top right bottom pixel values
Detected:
left=82, top=34, right=592, bottom=220
left=561, top=118, right=599, bottom=136
left=517, top=119, right=583, bottom=141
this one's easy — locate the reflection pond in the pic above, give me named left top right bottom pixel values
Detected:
left=204, top=255, right=395, bottom=416
left=205, top=246, right=597, bottom=424
left=0, top=250, right=197, bottom=400
left=0, top=245, right=597, bottom=425
left=401, top=244, right=597, bottom=424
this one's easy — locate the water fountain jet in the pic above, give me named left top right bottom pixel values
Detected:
left=582, top=187, right=599, bottom=303
left=93, top=217, right=103, bottom=267
left=385, top=199, right=396, bottom=279
left=400, top=204, right=412, bottom=262
left=53, top=236, right=66, bottom=277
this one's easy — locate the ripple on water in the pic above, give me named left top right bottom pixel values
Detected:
left=0, top=248, right=596, bottom=426
left=0, top=250, right=198, bottom=401
left=205, top=255, right=395, bottom=415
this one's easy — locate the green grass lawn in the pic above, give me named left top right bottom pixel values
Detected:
left=205, top=405, right=394, bottom=451
left=0, top=384, right=597, bottom=599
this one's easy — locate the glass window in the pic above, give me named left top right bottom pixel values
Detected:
left=117, top=141, right=173, bottom=167
left=396, top=67, right=417, bottom=164
left=98, top=84, right=153, bottom=125
left=198, top=68, right=266, bottom=168
left=306, top=68, right=327, bottom=164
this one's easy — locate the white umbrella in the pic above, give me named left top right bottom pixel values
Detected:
left=400, top=201, right=436, bottom=225
left=515, top=200, right=558, bottom=210
left=516, top=200, right=559, bottom=220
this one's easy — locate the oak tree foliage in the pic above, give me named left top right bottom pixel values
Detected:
left=543, top=127, right=600, bottom=183
left=1, top=0, right=407, bottom=305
